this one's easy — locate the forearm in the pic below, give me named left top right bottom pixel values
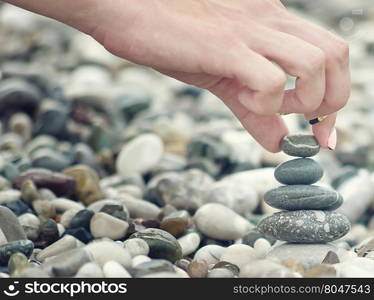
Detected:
left=1, top=0, right=138, bottom=35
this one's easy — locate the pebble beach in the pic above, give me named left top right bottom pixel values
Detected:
left=1, top=0, right=374, bottom=278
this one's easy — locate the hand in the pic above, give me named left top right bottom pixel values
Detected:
left=6, top=0, right=350, bottom=152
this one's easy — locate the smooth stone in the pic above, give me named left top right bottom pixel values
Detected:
left=281, top=134, right=320, bottom=157
left=242, top=228, right=276, bottom=247
left=100, top=204, right=129, bottom=221
left=264, top=185, right=343, bottom=211
left=0, top=229, right=7, bottom=246
left=240, top=259, right=290, bottom=278
left=148, top=169, right=213, bottom=212
left=90, top=212, right=129, bottom=240
left=75, top=262, right=104, bottom=278
left=63, top=227, right=94, bottom=244
left=116, top=133, right=164, bottom=175
left=25, top=135, right=57, bottom=155
left=100, top=173, right=145, bottom=191
left=87, top=199, right=127, bottom=213
left=20, top=180, right=40, bottom=203
left=37, top=235, right=83, bottom=262
left=0, top=177, right=11, bottom=191
left=0, top=189, right=21, bottom=203
left=9, top=112, right=32, bottom=141
left=2, top=199, right=31, bottom=216
left=187, top=260, right=208, bottom=278
left=281, top=258, right=308, bottom=275
left=68, top=209, right=95, bottom=230
left=267, top=243, right=340, bottom=267
left=118, top=195, right=161, bottom=220
left=173, top=266, right=190, bottom=278
left=130, top=228, right=182, bottom=263
left=34, top=100, right=69, bottom=136
left=32, top=199, right=56, bottom=219
left=0, top=206, right=27, bottom=241
left=220, top=244, right=256, bottom=272
left=132, top=259, right=175, bottom=277
left=258, top=210, right=350, bottom=243
left=193, top=203, right=254, bottom=240
left=31, top=148, right=71, bottom=172
left=116, top=89, right=151, bottom=122
left=193, top=245, right=225, bottom=265
left=208, top=268, right=235, bottom=278
left=42, top=248, right=93, bottom=277
left=18, top=213, right=40, bottom=241
left=115, top=185, right=143, bottom=199
left=59, top=208, right=81, bottom=228
left=63, top=165, right=103, bottom=205
left=0, top=240, right=34, bottom=266
left=160, top=211, right=190, bottom=237
left=174, top=258, right=190, bottom=271
left=8, top=252, right=29, bottom=275
left=85, top=240, right=132, bottom=268
left=178, top=232, right=201, bottom=256
left=274, top=158, right=323, bottom=185
left=12, top=169, right=76, bottom=197
left=203, top=180, right=259, bottom=217
left=254, top=238, right=272, bottom=259
left=39, top=188, right=56, bottom=201
left=337, top=170, right=374, bottom=223
left=0, top=78, right=41, bottom=117
left=335, top=257, right=374, bottom=277
left=103, top=260, right=132, bottom=278
left=37, top=219, right=60, bottom=247
left=305, top=264, right=337, bottom=278
left=51, top=198, right=84, bottom=212
left=123, top=238, right=150, bottom=257
left=132, top=255, right=151, bottom=267
left=213, top=261, right=240, bottom=276
left=322, top=251, right=340, bottom=264
left=17, top=266, right=50, bottom=278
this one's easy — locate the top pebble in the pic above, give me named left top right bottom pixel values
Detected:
left=281, top=134, right=320, bottom=157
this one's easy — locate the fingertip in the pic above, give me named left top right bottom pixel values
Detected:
left=311, top=114, right=337, bottom=148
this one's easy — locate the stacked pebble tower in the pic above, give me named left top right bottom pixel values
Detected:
left=258, top=134, right=351, bottom=244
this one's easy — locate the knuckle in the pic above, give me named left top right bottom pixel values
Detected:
left=329, top=38, right=350, bottom=65
left=263, top=70, right=287, bottom=94
left=303, top=49, right=326, bottom=75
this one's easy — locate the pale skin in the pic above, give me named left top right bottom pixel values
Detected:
left=3, top=0, right=351, bottom=152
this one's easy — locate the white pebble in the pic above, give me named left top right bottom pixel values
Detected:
left=103, top=261, right=132, bottom=278
left=123, top=238, right=150, bottom=257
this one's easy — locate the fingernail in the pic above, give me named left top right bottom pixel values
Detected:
left=238, top=88, right=253, bottom=110
left=328, top=128, right=337, bottom=150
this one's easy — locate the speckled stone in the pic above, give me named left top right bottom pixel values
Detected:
left=130, top=228, right=182, bottom=263
left=264, top=185, right=343, bottom=210
left=257, top=210, right=350, bottom=243
left=281, top=135, right=320, bottom=157
left=274, top=158, right=323, bottom=185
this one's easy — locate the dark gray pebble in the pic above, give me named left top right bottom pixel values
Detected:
left=264, top=185, right=343, bottom=210
left=274, top=158, right=323, bottom=185
left=130, top=228, right=182, bottom=263
left=281, top=135, right=320, bottom=157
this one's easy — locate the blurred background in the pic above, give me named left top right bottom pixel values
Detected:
left=0, top=1, right=374, bottom=228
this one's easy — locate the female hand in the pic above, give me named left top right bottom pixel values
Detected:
left=6, top=0, right=351, bottom=152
